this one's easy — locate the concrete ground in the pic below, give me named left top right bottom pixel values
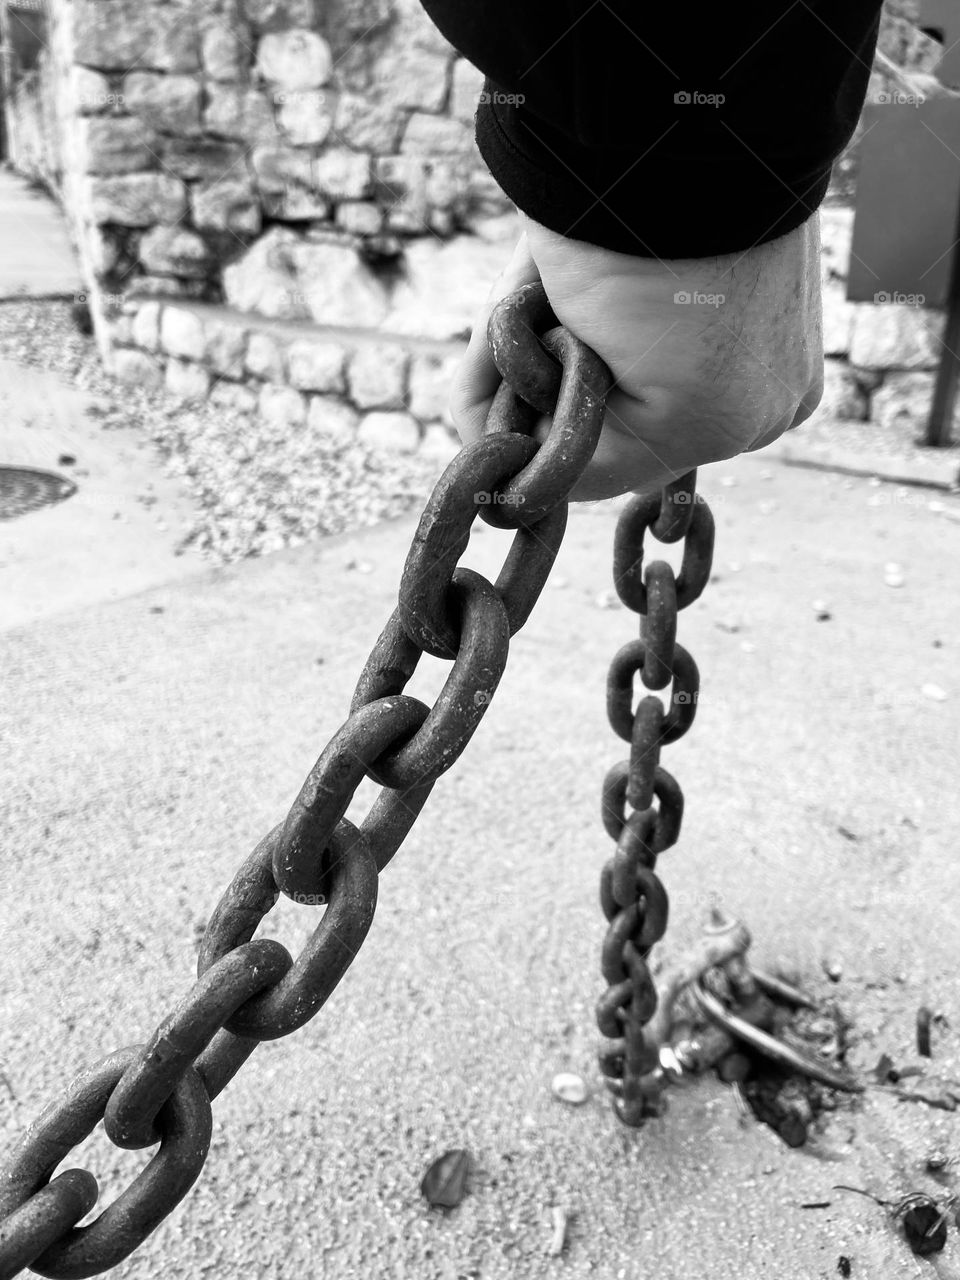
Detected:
left=0, top=169, right=82, bottom=299
left=0, top=356, right=207, bottom=630
left=3, top=452, right=960, bottom=1279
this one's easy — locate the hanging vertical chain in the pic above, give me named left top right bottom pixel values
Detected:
left=597, top=473, right=715, bottom=1125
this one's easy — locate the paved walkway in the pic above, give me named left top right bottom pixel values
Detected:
left=2, top=454, right=960, bottom=1279
left=0, top=357, right=206, bottom=630
left=0, top=167, right=82, bottom=298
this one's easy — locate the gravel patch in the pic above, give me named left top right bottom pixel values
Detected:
left=0, top=299, right=443, bottom=563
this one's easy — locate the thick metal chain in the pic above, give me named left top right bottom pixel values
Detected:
left=597, top=476, right=715, bottom=1126
left=0, top=283, right=614, bottom=1280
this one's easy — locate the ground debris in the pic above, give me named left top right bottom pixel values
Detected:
left=834, top=1187, right=951, bottom=1258
left=917, top=1006, right=933, bottom=1058
left=421, top=1149, right=470, bottom=1209
left=547, top=1205, right=569, bottom=1256
left=551, top=1072, right=588, bottom=1105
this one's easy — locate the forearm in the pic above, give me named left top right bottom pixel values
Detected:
left=420, top=1, right=882, bottom=257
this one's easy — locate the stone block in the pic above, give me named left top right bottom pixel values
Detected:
left=250, top=144, right=314, bottom=192
left=112, top=347, right=164, bottom=388
left=204, top=319, right=248, bottom=378
left=205, top=85, right=278, bottom=143
left=210, top=380, right=259, bottom=414
left=401, top=113, right=473, bottom=155
left=191, top=177, right=262, bottom=235
left=450, top=58, right=484, bottom=123
left=257, top=30, right=332, bottom=90
left=251, top=145, right=328, bottom=218
left=335, top=201, right=382, bottom=236
left=123, top=73, right=202, bottom=136
left=160, top=307, right=207, bottom=360
left=79, top=117, right=156, bottom=175
left=103, top=311, right=134, bottom=346
left=84, top=174, right=187, bottom=226
left=201, top=23, right=251, bottom=81
left=287, top=338, right=347, bottom=392
left=275, top=88, right=336, bottom=145
left=306, top=396, right=359, bottom=441
left=223, top=227, right=308, bottom=318
left=131, top=300, right=161, bottom=351
left=73, top=1, right=200, bottom=72
left=160, top=138, right=246, bottom=181
left=408, top=351, right=460, bottom=421
left=243, top=0, right=317, bottom=30
left=71, top=66, right=116, bottom=115
left=347, top=343, right=408, bottom=409
left=849, top=303, right=945, bottom=370
left=358, top=410, right=420, bottom=453
left=166, top=359, right=212, bottom=402
left=870, top=372, right=937, bottom=433
left=259, top=383, right=307, bottom=428
left=375, top=40, right=451, bottom=114
left=139, top=226, right=212, bottom=278
left=290, top=240, right=389, bottom=326
left=315, top=148, right=371, bottom=200
left=245, top=331, right=286, bottom=381
left=334, top=93, right=404, bottom=152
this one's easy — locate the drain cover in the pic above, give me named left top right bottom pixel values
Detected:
left=0, top=466, right=77, bottom=521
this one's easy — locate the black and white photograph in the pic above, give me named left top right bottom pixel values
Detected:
left=1, top=1, right=958, bottom=1276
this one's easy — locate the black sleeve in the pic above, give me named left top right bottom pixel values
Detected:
left=419, top=2, right=883, bottom=258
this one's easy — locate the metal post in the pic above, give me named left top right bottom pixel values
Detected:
left=925, top=195, right=960, bottom=447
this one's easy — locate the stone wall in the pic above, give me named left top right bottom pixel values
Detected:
left=110, top=295, right=466, bottom=457
left=22, top=0, right=506, bottom=339
left=3, top=0, right=511, bottom=453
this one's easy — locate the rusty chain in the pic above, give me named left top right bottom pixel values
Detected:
left=597, top=475, right=715, bottom=1125
left=0, top=280, right=718, bottom=1276
left=0, top=281, right=618, bottom=1280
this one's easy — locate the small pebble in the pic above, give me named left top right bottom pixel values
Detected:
left=345, top=558, right=374, bottom=573
left=823, top=958, right=843, bottom=982
left=549, top=576, right=569, bottom=590
left=927, top=1151, right=949, bottom=1172
left=551, top=1072, right=588, bottom=1105
left=727, top=561, right=742, bottom=573
left=928, top=500, right=945, bottom=513
left=720, top=475, right=737, bottom=487
left=884, top=561, right=905, bottom=588
left=922, top=683, right=948, bottom=702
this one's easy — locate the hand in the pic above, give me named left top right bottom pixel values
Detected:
left=449, top=212, right=824, bottom=499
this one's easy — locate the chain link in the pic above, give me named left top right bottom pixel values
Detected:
left=597, top=477, right=715, bottom=1126
left=0, top=282, right=614, bottom=1278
